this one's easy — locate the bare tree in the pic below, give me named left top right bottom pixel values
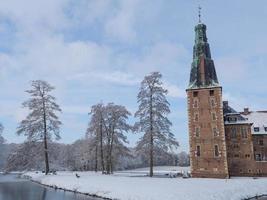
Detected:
left=17, top=80, right=62, bottom=174
left=134, top=72, right=179, bottom=177
left=0, top=123, right=4, bottom=144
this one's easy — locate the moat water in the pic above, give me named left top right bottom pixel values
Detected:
left=0, top=174, right=99, bottom=200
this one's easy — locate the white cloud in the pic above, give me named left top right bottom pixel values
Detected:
left=164, top=82, right=186, bottom=98
left=94, top=71, right=140, bottom=86
left=0, top=0, right=68, bottom=33
left=105, top=0, right=139, bottom=42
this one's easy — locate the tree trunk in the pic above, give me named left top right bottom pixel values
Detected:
left=149, top=89, right=154, bottom=177
left=149, top=131, right=153, bottom=177
left=44, top=133, right=49, bottom=174
left=100, top=117, right=105, bottom=174
left=94, top=142, right=98, bottom=172
left=109, top=128, right=114, bottom=174
left=42, top=96, right=49, bottom=175
left=106, top=136, right=111, bottom=174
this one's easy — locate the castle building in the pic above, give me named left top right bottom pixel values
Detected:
left=186, top=21, right=267, bottom=178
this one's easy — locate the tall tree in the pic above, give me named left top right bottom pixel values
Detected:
left=0, top=123, right=4, bottom=144
left=104, top=103, right=131, bottom=174
left=86, top=103, right=105, bottom=173
left=134, top=72, right=179, bottom=177
left=17, top=80, right=62, bottom=174
left=86, top=103, right=132, bottom=174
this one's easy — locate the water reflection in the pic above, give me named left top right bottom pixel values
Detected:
left=0, top=174, right=97, bottom=200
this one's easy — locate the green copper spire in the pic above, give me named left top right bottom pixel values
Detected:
left=188, top=22, right=219, bottom=89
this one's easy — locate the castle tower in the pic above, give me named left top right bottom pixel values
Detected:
left=186, top=21, right=229, bottom=178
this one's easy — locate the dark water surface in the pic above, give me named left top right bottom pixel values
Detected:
left=0, top=174, right=99, bottom=200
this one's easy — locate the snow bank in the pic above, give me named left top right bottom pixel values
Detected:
left=24, top=170, right=267, bottom=200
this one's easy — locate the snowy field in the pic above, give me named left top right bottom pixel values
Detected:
left=24, top=167, right=267, bottom=200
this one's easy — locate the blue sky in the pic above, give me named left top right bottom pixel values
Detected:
left=0, top=0, right=267, bottom=152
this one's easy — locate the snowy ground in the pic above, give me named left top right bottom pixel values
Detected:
left=24, top=167, right=267, bottom=200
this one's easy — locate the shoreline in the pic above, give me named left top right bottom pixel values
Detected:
left=21, top=174, right=113, bottom=200
left=22, top=175, right=110, bottom=200
left=244, top=194, right=267, bottom=200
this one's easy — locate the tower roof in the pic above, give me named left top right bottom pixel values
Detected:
left=188, top=22, right=219, bottom=89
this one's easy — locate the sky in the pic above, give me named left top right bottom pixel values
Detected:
left=0, top=0, right=267, bottom=152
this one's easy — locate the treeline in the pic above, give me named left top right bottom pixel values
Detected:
left=0, top=141, right=189, bottom=172
left=0, top=72, right=186, bottom=176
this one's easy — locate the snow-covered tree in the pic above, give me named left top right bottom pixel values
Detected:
left=17, top=80, right=62, bottom=174
left=86, top=103, right=132, bottom=174
left=178, top=151, right=190, bottom=166
left=86, top=103, right=106, bottom=173
left=0, top=123, right=4, bottom=144
left=134, top=72, right=179, bottom=177
left=104, top=103, right=132, bottom=174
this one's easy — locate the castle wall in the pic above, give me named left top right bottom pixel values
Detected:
left=225, top=125, right=267, bottom=176
left=225, top=124, right=255, bottom=176
left=253, top=134, right=267, bottom=161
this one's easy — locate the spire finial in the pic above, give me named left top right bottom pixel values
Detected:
left=198, top=5, right=202, bottom=23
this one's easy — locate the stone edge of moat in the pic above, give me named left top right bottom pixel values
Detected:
left=22, top=175, right=112, bottom=200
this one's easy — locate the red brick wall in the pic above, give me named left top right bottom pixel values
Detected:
left=225, top=125, right=267, bottom=176
left=187, top=87, right=229, bottom=178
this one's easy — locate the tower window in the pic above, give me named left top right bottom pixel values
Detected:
left=213, top=127, right=219, bottom=137
left=209, top=90, right=214, bottom=96
left=193, top=91, right=198, bottom=97
left=193, top=99, right=199, bottom=108
left=194, top=113, right=199, bottom=122
left=196, top=145, right=201, bottom=157
left=195, top=126, right=200, bottom=137
left=211, top=112, right=217, bottom=121
left=210, top=98, right=216, bottom=108
left=214, top=145, right=219, bottom=157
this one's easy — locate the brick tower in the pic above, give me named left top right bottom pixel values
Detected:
left=186, top=22, right=229, bottom=178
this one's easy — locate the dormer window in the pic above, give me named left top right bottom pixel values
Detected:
left=254, top=127, right=260, bottom=132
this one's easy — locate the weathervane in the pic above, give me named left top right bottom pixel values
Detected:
left=198, top=5, right=202, bottom=23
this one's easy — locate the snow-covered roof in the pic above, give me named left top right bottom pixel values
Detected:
left=241, top=111, right=267, bottom=135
